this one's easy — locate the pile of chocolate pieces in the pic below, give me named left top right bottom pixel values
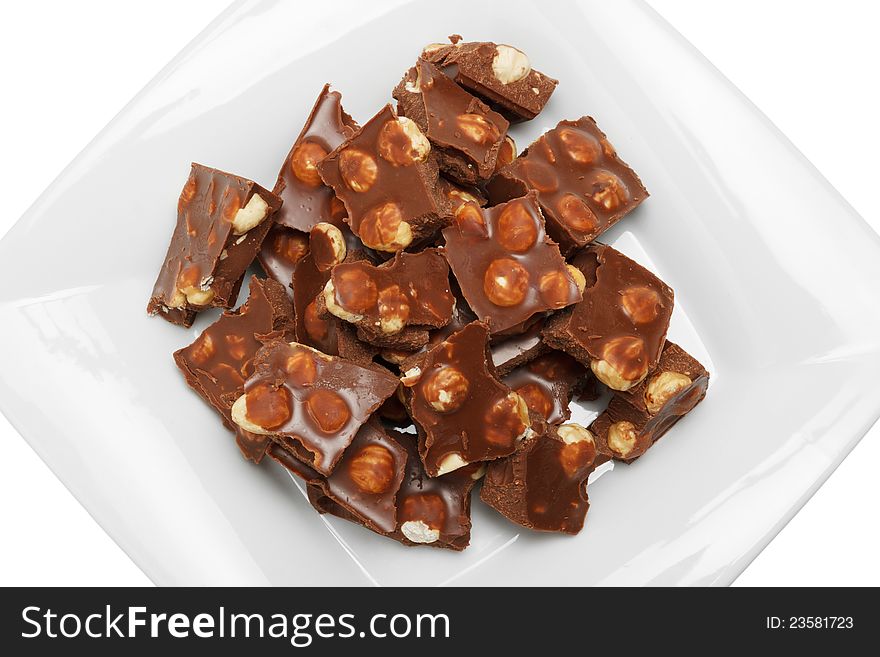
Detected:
left=148, top=36, right=709, bottom=550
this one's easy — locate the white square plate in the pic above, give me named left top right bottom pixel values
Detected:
left=2, top=0, right=880, bottom=586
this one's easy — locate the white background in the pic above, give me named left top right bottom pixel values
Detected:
left=0, top=0, right=877, bottom=587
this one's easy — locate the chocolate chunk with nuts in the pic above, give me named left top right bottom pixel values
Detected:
left=148, top=163, right=282, bottom=326
left=257, top=224, right=309, bottom=295
left=317, top=104, right=446, bottom=252
left=490, top=317, right=548, bottom=376
left=173, top=276, right=293, bottom=462
left=394, top=59, right=510, bottom=185
left=319, top=248, right=455, bottom=348
left=230, top=340, right=399, bottom=475
left=403, top=321, right=532, bottom=476
left=422, top=37, right=558, bottom=122
left=502, top=351, right=587, bottom=425
left=291, top=223, right=376, bottom=364
left=590, top=341, right=708, bottom=462
left=272, top=84, right=358, bottom=233
left=481, top=421, right=597, bottom=534
left=442, top=193, right=583, bottom=334
left=487, top=117, right=649, bottom=254
left=543, top=243, right=673, bottom=391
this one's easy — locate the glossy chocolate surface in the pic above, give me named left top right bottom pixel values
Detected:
left=273, top=84, right=357, bottom=233
left=405, top=321, right=528, bottom=476
left=422, top=37, right=558, bottom=121
left=487, top=117, right=648, bottom=253
left=257, top=224, right=309, bottom=295
left=502, top=351, right=586, bottom=425
left=173, top=276, right=293, bottom=462
left=481, top=420, right=597, bottom=534
left=148, top=163, right=281, bottom=326
left=318, top=104, right=445, bottom=252
left=237, top=341, right=398, bottom=474
left=543, top=243, right=673, bottom=391
left=442, top=193, right=581, bottom=334
left=394, top=59, right=509, bottom=184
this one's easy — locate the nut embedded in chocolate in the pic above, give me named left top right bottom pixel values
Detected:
left=147, top=163, right=282, bottom=326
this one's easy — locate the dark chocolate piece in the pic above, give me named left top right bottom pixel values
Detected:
left=543, top=243, right=673, bottom=392
left=394, top=59, right=509, bottom=184
left=403, top=321, right=531, bottom=476
left=481, top=420, right=597, bottom=534
left=590, top=341, right=709, bottom=462
left=318, top=104, right=446, bottom=253
left=501, top=351, right=586, bottom=425
left=487, top=117, right=649, bottom=254
left=442, top=193, right=582, bottom=334
left=421, top=37, right=558, bottom=122
left=173, top=276, right=293, bottom=462
left=257, top=224, right=309, bottom=295
left=230, top=340, right=398, bottom=475
left=148, top=163, right=282, bottom=326
left=272, top=84, right=358, bottom=233
left=318, top=248, right=455, bottom=348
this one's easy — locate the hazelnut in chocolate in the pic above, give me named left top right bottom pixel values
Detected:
left=422, top=37, right=558, bottom=122
left=319, top=248, right=455, bottom=348
left=173, top=276, right=293, bottom=462
left=487, top=117, right=649, bottom=254
left=257, top=224, right=309, bottom=295
left=502, top=351, right=587, bottom=425
left=317, top=104, right=445, bottom=252
left=442, top=193, right=583, bottom=334
left=590, top=341, right=708, bottom=462
left=481, top=421, right=597, bottom=534
left=273, top=84, right=358, bottom=234
left=230, top=340, right=399, bottom=475
left=543, top=243, right=673, bottom=391
left=403, top=321, right=532, bottom=476
left=394, top=59, right=510, bottom=185
left=148, top=163, right=282, bottom=326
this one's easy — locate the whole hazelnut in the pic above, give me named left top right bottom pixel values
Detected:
left=557, top=193, right=599, bottom=233
left=606, top=420, right=640, bottom=458
left=290, top=140, right=328, bottom=187
left=456, top=113, right=501, bottom=145
left=333, top=267, right=378, bottom=314
left=338, top=148, right=378, bottom=193
left=483, top=258, right=530, bottom=307
left=539, top=269, right=579, bottom=309
left=645, top=371, right=693, bottom=414
left=491, top=44, right=531, bottom=84
left=454, top=202, right=488, bottom=238
left=515, top=382, right=553, bottom=420
left=621, top=286, right=661, bottom=324
left=421, top=366, right=470, bottom=413
left=590, top=170, right=630, bottom=211
left=348, top=444, right=396, bottom=494
left=359, top=202, right=412, bottom=252
left=590, top=335, right=648, bottom=391
left=484, top=392, right=530, bottom=446
left=497, top=200, right=538, bottom=253
left=377, top=285, right=411, bottom=335
left=305, top=388, right=351, bottom=433
left=558, top=128, right=601, bottom=165
left=377, top=117, right=430, bottom=166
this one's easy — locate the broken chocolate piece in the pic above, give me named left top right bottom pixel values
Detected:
left=490, top=317, right=548, bottom=376
left=442, top=193, right=582, bottom=334
left=502, top=351, right=586, bottom=425
left=257, top=224, right=309, bottom=295
left=403, top=321, right=531, bottom=476
left=148, top=163, right=282, bottom=326
left=230, top=340, right=399, bottom=475
left=422, top=38, right=558, bottom=122
left=543, top=243, right=673, bottom=392
left=318, top=104, right=446, bottom=252
left=590, top=341, right=708, bottom=462
left=319, top=248, right=455, bottom=348
left=394, top=59, right=509, bottom=185
left=273, top=84, right=358, bottom=233
left=481, top=421, right=597, bottom=534
left=173, top=276, right=293, bottom=462
left=487, top=117, right=649, bottom=253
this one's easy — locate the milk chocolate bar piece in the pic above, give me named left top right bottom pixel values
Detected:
left=318, top=104, right=446, bottom=253
left=403, top=321, right=531, bottom=476
left=502, top=351, right=587, bottom=425
left=394, top=59, right=510, bottom=185
left=173, top=276, right=293, bottom=462
left=318, top=248, right=456, bottom=349
left=590, top=341, right=708, bottom=462
left=304, top=429, right=481, bottom=550
left=487, top=117, right=649, bottom=254
left=421, top=37, right=558, bottom=122
left=442, top=193, right=583, bottom=334
left=257, top=224, right=309, bottom=295
left=543, top=243, right=673, bottom=391
left=481, top=421, right=597, bottom=534
left=272, top=84, right=358, bottom=233
left=148, top=163, right=282, bottom=326
left=291, top=224, right=376, bottom=364
left=229, top=340, right=398, bottom=475
left=436, top=176, right=487, bottom=213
